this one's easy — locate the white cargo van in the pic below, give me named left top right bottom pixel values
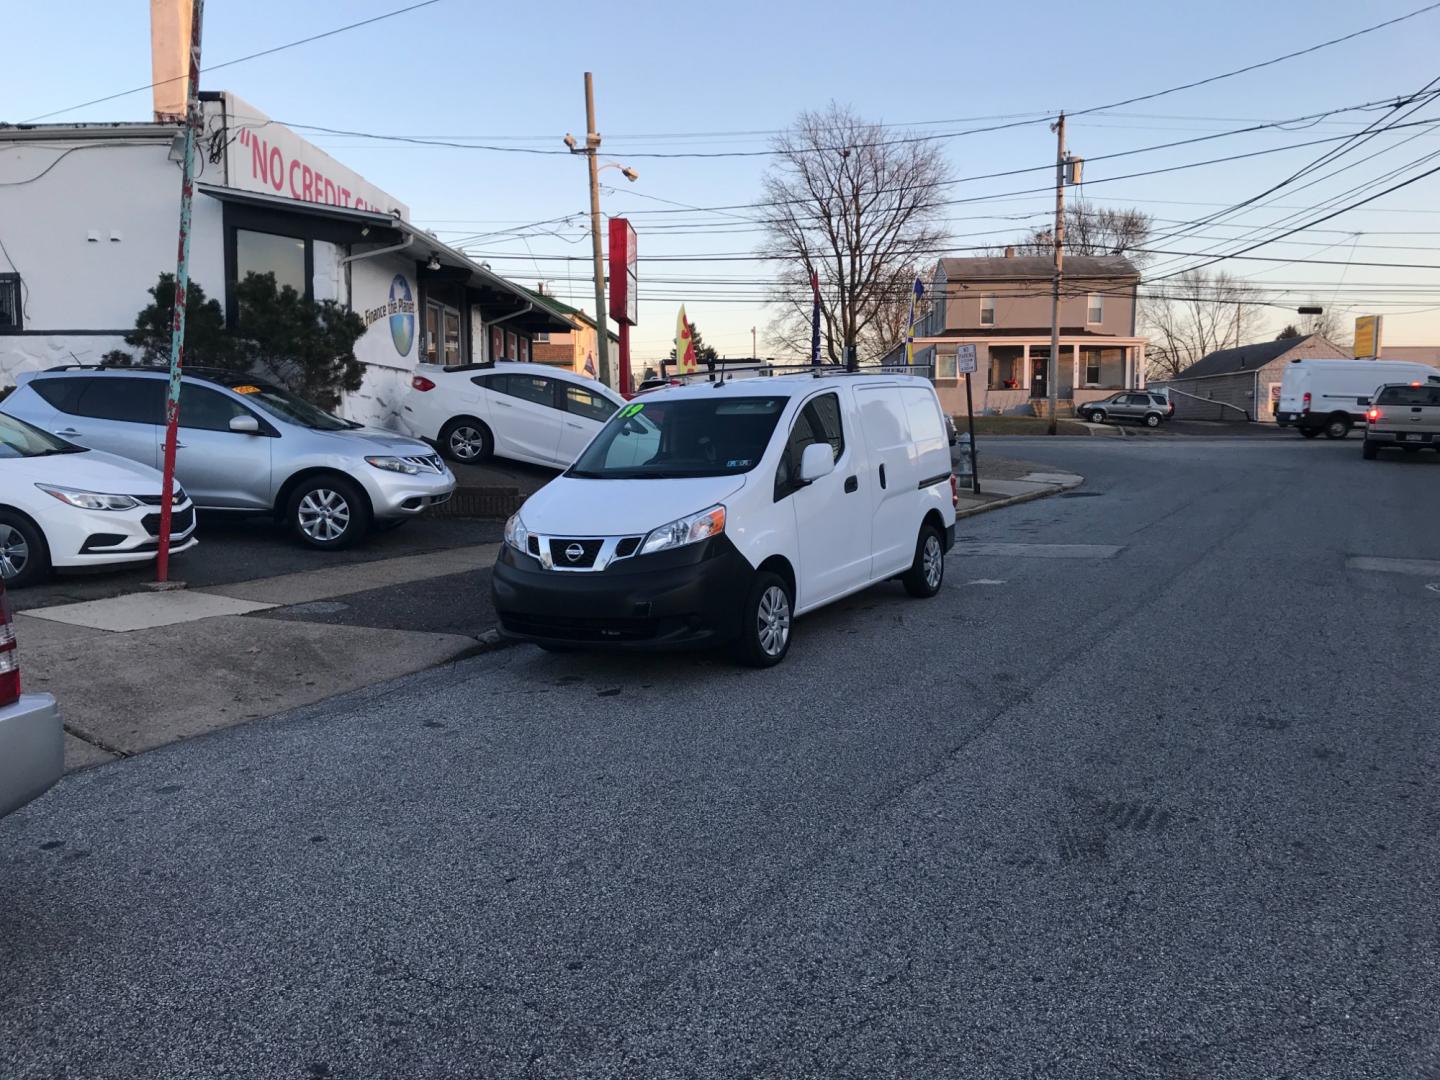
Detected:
left=492, top=372, right=958, bottom=666
left=1276, top=359, right=1440, bottom=439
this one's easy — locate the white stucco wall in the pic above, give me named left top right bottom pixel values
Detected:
left=344, top=252, right=419, bottom=429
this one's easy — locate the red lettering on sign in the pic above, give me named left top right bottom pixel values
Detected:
left=289, top=158, right=301, bottom=198
left=339, top=187, right=351, bottom=207
left=303, top=164, right=316, bottom=201
left=250, top=135, right=269, bottom=187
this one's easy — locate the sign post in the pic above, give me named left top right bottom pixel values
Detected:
left=607, top=217, right=638, bottom=396
left=957, top=344, right=980, bottom=494
left=155, top=0, right=203, bottom=585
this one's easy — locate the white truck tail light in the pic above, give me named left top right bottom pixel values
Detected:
left=1302, top=392, right=1311, bottom=414
left=0, top=582, right=19, bottom=706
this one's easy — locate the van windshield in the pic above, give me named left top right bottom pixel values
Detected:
left=568, top=397, right=786, bottom=479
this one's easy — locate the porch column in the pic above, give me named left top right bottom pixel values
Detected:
left=1021, top=344, right=1031, bottom=390
left=1135, top=343, right=1147, bottom=389
left=1071, top=343, right=1081, bottom=393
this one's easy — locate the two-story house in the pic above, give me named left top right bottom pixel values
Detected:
left=525, top=288, right=620, bottom=376
left=907, top=251, right=1146, bottom=416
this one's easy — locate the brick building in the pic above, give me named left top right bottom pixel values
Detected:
left=525, top=290, right=619, bottom=376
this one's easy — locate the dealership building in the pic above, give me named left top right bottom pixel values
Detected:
left=0, top=91, right=574, bottom=427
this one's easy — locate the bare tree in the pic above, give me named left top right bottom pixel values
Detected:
left=1142, top=269, right=1266, bottom=380
left=760, top=103, right=951, bottom=366
left=1014, top=201, right=1154, bottom=266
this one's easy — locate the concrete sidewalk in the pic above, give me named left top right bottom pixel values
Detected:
left=21, top=544, right=501, bottom=771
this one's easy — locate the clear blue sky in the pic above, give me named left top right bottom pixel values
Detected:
left=6, top=0, right=1439, bottom=361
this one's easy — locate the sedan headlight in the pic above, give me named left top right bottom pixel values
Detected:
left=366, top=455, right=420, bottom=475
left=36, top=484, right=141, bottom=512
left=504, top=512, right=530, bottom=554
left=640, top=505, right=726, bottom=556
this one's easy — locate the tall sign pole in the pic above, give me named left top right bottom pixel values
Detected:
left=607, top=216, right=637, bottom=396
left=155, top=0, right=203, bottom=584
left=1047, top=112, right=1066, bottom=437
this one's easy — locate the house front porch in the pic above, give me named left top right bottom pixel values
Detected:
left=916, top=336, right=1147, bottom=416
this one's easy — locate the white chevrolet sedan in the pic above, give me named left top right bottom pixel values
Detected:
left=0, top=410, right=197, bottom=587
left=401, top=361, right=624, bottom=467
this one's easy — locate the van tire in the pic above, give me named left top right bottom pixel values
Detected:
left=1362, top=440, right=1379, bottom=460
left=439, top=417, right=493, bottom=463
left=902, top=524, right=946, bottom=598
left=1323, top=415, right=1350, bottom=439
left=734, top=571, right=793, bottom=668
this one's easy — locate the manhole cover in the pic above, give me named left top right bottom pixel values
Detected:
left=1059, top=492, right=1103, bottom=499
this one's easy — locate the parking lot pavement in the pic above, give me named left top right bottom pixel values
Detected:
left=11, top=513, right=502, bottom=612
left=254, top=567, right=498, bottom=637
left=5, top=436, right=1439, bottom=1078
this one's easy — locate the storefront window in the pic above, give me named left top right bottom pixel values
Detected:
left=519, top=337, right=530, bottom=363
left=490, top=326, right=503, bottom=363
left=506, top=331, right=518, bottom=361
left=236, top=229, right=307, bottom=296
left=424, top=304, right=440, bottom=364
left=443, top=308, right=461, bottom=366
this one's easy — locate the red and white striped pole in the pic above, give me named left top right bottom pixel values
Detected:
left=155, top=0, right=203, bottom=583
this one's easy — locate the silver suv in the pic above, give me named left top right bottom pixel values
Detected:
left=1076, top=391, right=1172, bottom=427
left=4, top=367, right=455, bottom=549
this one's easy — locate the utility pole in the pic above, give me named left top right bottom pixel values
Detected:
left=583, top=73, right=612, bottom=389
left=751, top=326, right=757, bottom=360
left=155, top=0, right=203, bottom=584
left=1047, top=111, right=1065, bottom=437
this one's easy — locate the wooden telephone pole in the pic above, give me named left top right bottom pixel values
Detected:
left=1047, top=112, right=1066, bottom=437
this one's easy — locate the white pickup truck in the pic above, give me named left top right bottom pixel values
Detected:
left=1276, top=359, right=1440, bottom=439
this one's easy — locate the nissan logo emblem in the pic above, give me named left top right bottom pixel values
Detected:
left=565, top=543, right=585, bottom=562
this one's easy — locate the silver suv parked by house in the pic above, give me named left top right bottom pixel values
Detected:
left=1076, top=391, right=1172, bottom=428
left=4, top=367, right=455, bottom=549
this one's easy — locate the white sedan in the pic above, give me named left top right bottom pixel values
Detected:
left=401, top=361, right=624, bottom=467
left=0, top=410, right=197, bottom=587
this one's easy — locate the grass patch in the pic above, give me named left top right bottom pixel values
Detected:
left=954, top=415, right=1091, bottom=436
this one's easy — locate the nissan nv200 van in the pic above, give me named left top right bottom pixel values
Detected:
left=492, top=372, right=958, bottom=666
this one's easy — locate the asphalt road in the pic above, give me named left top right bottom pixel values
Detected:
left=4, top=436, right=1439, bottom=1079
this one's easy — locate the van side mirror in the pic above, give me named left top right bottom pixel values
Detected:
left=229, top=414, right=261, bottom=434
left=798, top=441, right=835, bottom=484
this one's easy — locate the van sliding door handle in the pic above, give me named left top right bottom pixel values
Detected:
left=844, top=475, right=858, bottom=493
left=878, top=464, right=887, bottom=489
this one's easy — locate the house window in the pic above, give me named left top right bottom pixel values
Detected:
left=534, top=332, right=550, bottom=343
left=0, top=273, right=20, bottom=331
left=235, top=229, right=308, bottom=297
left=936, top=350, right=958, bottom=379
left=1085, top=350, right=1101, bottom=385
left=1087, top=293, right=1104, bottom=324
left=979, top=293, right=995, bottom=326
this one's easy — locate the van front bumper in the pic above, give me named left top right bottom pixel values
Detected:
left=492, top=535, right=755, bottom=649
left=0, top=693, right=63, bottom=818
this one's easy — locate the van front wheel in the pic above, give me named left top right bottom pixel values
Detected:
left=735, top=572, right=793, bottom=668
left=902, top=524, right=946, bottom=598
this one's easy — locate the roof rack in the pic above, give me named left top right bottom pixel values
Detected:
left=758, top=362, right=936, bottom=380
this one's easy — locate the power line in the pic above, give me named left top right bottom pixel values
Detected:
left=20, top=0, right=445, bottom=124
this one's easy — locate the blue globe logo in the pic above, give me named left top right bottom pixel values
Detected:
left=389, top=274, right=415, bottom=357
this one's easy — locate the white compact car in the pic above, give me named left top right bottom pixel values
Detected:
left=492, top=372, right=959, bottom=666
left=402, top=361, right=625, bottom=467
left=0, top=410, right=197, bottom=587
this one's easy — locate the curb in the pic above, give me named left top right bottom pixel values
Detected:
left=954, top=476, right=1083, bottom=520
left=443, top=627, right=519, bottom=664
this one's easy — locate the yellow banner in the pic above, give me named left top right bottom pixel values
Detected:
left=675, top=305, right=697, bottom=374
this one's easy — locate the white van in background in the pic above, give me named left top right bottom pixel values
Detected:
left=491, top=372, right=958, bottom=666
left=1276, top=359, right=1440, bottom=439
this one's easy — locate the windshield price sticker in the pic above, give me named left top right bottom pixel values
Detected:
left=619, top=403, right=646, bottom=419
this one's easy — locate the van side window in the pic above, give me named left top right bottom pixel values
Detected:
left=775, top=392, right=844, bottom=500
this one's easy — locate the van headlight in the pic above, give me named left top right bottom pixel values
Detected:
left=504, top=512, right=530, bottom=554
left=640, top=505, right=726, bottom=556
left=366, top=455, right=420, bottom=475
